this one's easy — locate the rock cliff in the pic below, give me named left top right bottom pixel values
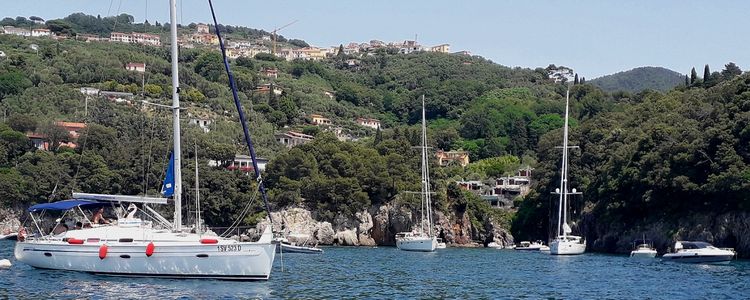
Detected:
left=252, top=203, right=514, bottom=248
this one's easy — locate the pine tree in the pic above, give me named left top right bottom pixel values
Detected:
left=337, top=44, right=345, bottom=58
left=685, top=74, right=689, bottom=86
left=703, top=64, right=710, bottom=83
left=574, top=73, right=579, bottom=85
left=580, top=77, right=585, bottom=84
left=690, top=67, right=697, bottom=84
left=374, top=127, right=383, bottom=146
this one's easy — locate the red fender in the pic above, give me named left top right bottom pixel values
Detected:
left=200, top=238, right=218, bottom=244
left=67, top=238, right=84, bottom=245
left=99, top=244, right=108, bottom=259
left=146, top=242, right=155, bottom=257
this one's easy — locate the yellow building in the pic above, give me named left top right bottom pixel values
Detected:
left=310, top=114, right=332, bottom=126
left=436, top=150, right=470, bottom=167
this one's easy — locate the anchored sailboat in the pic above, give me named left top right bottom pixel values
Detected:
left=14, top=0, right=276, bottom=280
left=549, top=88, right=586, bottom=256
left=396, top=95, right=438, bottom=252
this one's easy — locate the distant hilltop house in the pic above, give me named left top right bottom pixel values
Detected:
left=187, top=24, right=218, bottom=45
left=188, top=118, right=212, bottom=133
left=79, top=87, right=100, bottom=95
left=110, top=32, right=161, bottom=46
left=31, top=28, right=52, bottom=37
left=260, top=67, right=278, bottom=79
left=126, top=62, right=146, bottom=73
left=208, top=154, right=269, bottom=174
left=76, top=33, right=107, bottom=42
left=310, top=114, right=332, bottom=126
left=196, top=23, right=210, bottom=34
left=2, top=26, right=31, bottom=37
left=99, top=91, right=135, bottom=104
left=356, top=117, right=380, bottom=130
left=26, top=121, right=86, bottom=151
left=435, top=150, right=470, bottom=167
left=227, top=155, right=268, bottom=174
left=428, top=44, right=450, bottom=53
left=455, top=167, right=533, bottom=209
left=453, top=50, right=471, bottom=56
left=254, top=83, right=283, bottom=95
left=275, top=131, right=314, bottom=148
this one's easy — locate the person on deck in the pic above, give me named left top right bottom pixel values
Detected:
left=92, top=208, right=111, bottom=225
left=51, top=222, right=68, bottom=235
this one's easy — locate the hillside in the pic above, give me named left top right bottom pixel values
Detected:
left=589, top=66, right=684, bottom=93
left=2, top=14, right=750, bottom=254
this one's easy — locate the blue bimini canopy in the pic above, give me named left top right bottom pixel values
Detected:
left=28, top=199, right=102, bottom=212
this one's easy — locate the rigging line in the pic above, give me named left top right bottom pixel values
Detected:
left=143, top=112, right=160, bottom=194
left=106, top=0, right=115, bottom=17
left=140, top=103, right=148, bottom=195
left=220, top=186, right=261, bottom=237
left=112, top=0, right=123, bottom=33
left=208, top=0, right=275, bottom=226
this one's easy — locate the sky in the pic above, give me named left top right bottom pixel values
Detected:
left=3, top=0, right=750, bottom=78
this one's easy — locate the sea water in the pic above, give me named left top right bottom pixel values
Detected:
left=1, top=240, right=748, bottom=299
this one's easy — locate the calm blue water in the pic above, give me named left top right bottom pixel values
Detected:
left=1, top=239, right=748, bottom=299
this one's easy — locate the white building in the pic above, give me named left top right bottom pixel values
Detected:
left=189, top=118, right=212, bottom=133
left=126, top=62, right=146, bottom=73
left=356, top=117, right=381, bottom=130
left=31, top=28, right=52, bottom=37
left=79, top=87, right=100, bottom=95
left=2, top=26, right=31, bottom=37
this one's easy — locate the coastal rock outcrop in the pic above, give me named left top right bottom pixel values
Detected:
left=250, top=204, right=515, bottom=248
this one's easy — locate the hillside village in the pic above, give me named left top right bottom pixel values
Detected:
left=0, top=15, right=538, bottom=212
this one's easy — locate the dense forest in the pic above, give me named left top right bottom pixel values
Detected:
left=589, top=66, right=685, bottom=93
left=1, top=13, right=749, bottom=254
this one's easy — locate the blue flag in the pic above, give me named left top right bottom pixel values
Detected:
left=161, top=152, right=175, bottom=197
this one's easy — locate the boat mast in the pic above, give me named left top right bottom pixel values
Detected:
left=421, top=95, right=433, bottom=237
left=561, top=88, right=571, bottom=238
left=419, top=95, right=426, bottom=236
left=169, top=0, right=183, bottom=232
left=556, top=88, right=571, bottom=238
left=195, top=143, right=200, bottom=235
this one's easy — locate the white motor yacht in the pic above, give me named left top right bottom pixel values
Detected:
left=514, top=240, right=547, bottom=251
left=662, top=241, right=735, bottom=264
left=630, top=236, right=657, bottom=258
left=436, top=238, right=447, bottom=249
left=630, top=243, right=657, bottom=258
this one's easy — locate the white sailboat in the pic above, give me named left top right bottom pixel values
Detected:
left=396, top=95, right=438, bottom=252
left=549, top=88, right=586, bottom=256
left=14, top=0, right=277, bottom=280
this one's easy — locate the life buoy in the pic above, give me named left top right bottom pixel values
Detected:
left=99, top=244, right=108, bottom=259
left=17, top=228, right=26, bottom=242
left=146, top=242, right=155, bottom=257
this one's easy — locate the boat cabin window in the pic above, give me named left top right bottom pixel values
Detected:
left=681, top=242, right=710, bottom=249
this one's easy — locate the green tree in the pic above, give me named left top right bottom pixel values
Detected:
left=703, top=64, right=711, bottom=85
left=690, top=67, right=697, bottom=84
left=0, top=71, right=33, bottom=99
left=721, top=62, right=742, bottom=79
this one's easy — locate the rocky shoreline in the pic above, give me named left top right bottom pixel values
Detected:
left=251, top=204, right=515, bottom=248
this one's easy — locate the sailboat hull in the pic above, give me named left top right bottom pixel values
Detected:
left=396, top=236, right=437, bottom=252
left=550, top=238, right=586, bottom=255
left=15, top=241, right=276, bottom=280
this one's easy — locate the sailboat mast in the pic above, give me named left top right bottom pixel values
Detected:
left=169, top=0, right=183, bottom=232
left=421, top=95, right=433, bottom=236
left=561, top=88, right=571, bottom=238
left=195, top=144, right=200, bottom=235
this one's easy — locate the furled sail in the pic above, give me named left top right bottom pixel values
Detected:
left=161, top=152, right=175, bottom=197
left=563, top=222, right=572, bottom=234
